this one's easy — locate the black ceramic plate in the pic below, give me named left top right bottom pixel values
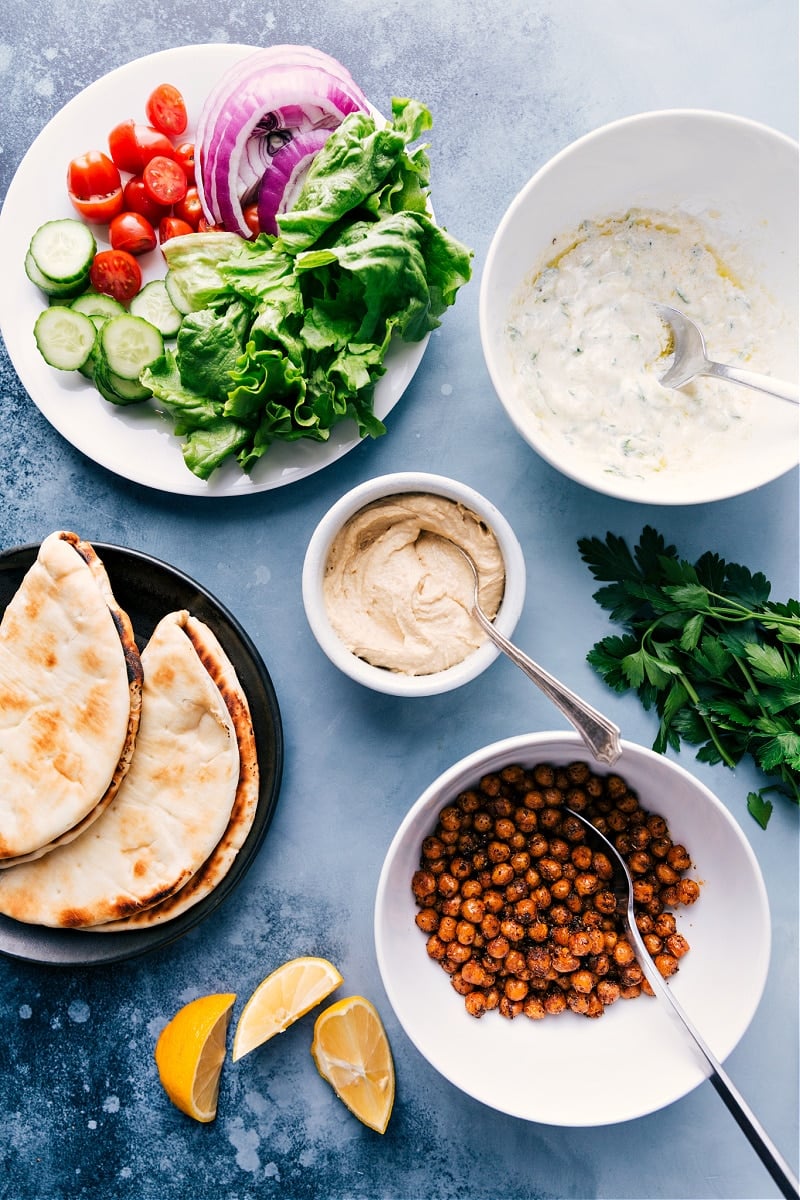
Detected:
left=0, top=541, right=284, bottom=966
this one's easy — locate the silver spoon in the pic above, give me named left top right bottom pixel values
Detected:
left=566, top=806, right=800, bottom=1200
left=656, top=304, right=799, bottom=404
left=452, top=543, right=621, bottom=765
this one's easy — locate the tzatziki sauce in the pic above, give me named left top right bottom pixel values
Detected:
left=504, top=208, right=793, bottom=481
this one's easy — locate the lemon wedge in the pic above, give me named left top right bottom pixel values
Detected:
left=232, top=955, right=343, bottom=1062
left=311, top=995, right=395, bottom=1134
left=154, top=992, right=236, bottom=1123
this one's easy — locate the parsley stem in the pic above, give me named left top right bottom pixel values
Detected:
left=674, top=667, right=739, bottom=769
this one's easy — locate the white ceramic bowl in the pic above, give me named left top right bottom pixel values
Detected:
left=302, top=472, right=526, bottom=696
left=479, top=109, right=799, bottom=505
left=374, top=732, right=771, bottom=1125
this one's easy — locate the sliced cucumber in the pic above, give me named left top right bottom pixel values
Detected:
left=105, top=368, right=152, bottom=401
left=129, top=279, right=183, bottom=337
left=29, top=219, right=96, bottom=285
left=25, top=250, right=89, bottom=298
left=164, top=269, right=195, bottom=315
left=34, top=306, right=97, bottom=371
left=93, top=350, right=151, bottom=406
left=99, top=314, right=164, bottom=381
left=71, top=292, right=127, bottom=322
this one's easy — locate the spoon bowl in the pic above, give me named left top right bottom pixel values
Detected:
left=656, top=304, right=799, bottom=404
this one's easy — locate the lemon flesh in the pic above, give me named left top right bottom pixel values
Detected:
left=232, top=955, right=343, bottom=1062
left=311, top=995, right=395, bottom=1134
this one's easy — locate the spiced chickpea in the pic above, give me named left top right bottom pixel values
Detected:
left=667, top=845, right=692, bottom=871
left=464, top=991, right=487, bottom=1018
left=460, top=895, right=484, bottom=922
left=655, top=953, right=679, bottom=978
left=438, top=805, right=462, bottom=831
left=421, top=835, right=446, bottom=861
left=666, top=932, right=690, bottom=958
left=457, top=789, right=482, bottom=812
left=412, top=758, right=697, bottom=1023
left=456, top=920, right=477, bottom=945
left=550, top=878, right=572, bottom=901
left=412, top=869, right=436, bottom=900
left=481, top=913, right=501, bottom=939
left=654, top=912, right=677, bottom=938
left=437, top=916, right=457, bottom=942
left=415, top=908, right=439, bottom=933
left=514, top=807, right=538, bottom=833
left=436, top=872, right=460, bottom=898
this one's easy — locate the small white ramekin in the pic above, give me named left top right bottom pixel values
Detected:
left=301, top=472, right=526, bottom=696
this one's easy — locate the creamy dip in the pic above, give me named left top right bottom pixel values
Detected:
left=323, top=493, right=506, bottom=675
left=505, top=208, right=793, bottom=481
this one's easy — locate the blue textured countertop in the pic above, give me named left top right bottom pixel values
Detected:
left=0, top=3, right=797, bottom=1198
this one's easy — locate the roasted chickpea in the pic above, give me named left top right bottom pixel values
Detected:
left=411, top=869, right=437, bottom=899
left=421, top=835, right=446, bottom=861
left=491, top=862, right=515, bottom=887
left=437, top=916, right=457, bottom=942
left=415, top=908, right=439, bottom=933
left=413, top=759, right=697, bottom=1023
left=464, top=991, right=487, bottom=1017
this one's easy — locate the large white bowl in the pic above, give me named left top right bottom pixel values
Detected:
left=374, top=732, right=771, bottom=1125
left=479, top=110, right=799, bottom=505
left=302, top=472, right=526, bottom=697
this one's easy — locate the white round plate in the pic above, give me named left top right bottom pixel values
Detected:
left=0, top=44, right=429, bottom=497
left=375, top=733, right=771, bottom=1126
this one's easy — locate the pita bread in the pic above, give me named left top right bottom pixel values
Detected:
left=0, top=610, right=242, bottom=928
left=0, top=531, right=142, bottom=865
left=92, top=611, right=260, bottom=931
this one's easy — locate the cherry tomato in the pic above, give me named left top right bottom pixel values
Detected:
left=143, top=155, right=188, bottom=207
left=89, top=249, right=142, bottom=303
left=108, top=120, right=175, bottom=174
left=122, top=175, right=168, bottom=225
left=66, top=150, right=123, bottom=224
left=109, top=211, right=157, bottom=256
left=242, top=204, right=261, bottom=238
left=197, top=217, right=223, bottom=233
left=173, top=186, right=203, bottom=229
left=145, top=83, right=188, bottom=137
left=158, top=216, right=195, bottom=245
left=173, top=141, right=196, bottom=184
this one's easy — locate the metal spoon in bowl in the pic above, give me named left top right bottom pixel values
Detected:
left=452, top=543, right=621, bottom=765
left=655, top=304, right=799, bottom=404
left=566, top=806, right=800, bottom=1200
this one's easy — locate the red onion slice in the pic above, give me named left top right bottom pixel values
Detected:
left=196, top=46, right=369, bottom=232
left=256, top=128, right=332, bottom=236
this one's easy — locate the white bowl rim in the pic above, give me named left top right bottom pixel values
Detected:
left=479, top=107, right=799, bottom=506
left=374, top=730, right=772, bottom=1125
left=301, top=471, right=527, bottom=696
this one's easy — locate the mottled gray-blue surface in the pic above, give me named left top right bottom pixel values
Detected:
left=0, top=2, right=798, bottom=1198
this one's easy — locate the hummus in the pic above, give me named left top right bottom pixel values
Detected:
left=323, top=493, right=506, bottom=676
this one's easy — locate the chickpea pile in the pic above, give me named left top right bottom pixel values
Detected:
left=411, top=761, right=699, bottom=1021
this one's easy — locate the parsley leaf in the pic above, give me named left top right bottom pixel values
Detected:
left=578, top=526, right=800, bottom=828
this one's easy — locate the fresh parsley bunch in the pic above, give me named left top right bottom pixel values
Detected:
left=578, top=525, right=800, bottom=828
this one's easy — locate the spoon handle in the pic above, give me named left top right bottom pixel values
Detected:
left=626, top=903, right=800, bottom=1200
left=470, top=605, right=621, bottom=764
left=707, top=360, right=799, bottom=404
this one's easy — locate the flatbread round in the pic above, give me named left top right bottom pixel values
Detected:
left=92, top=612, right=260, bottom=931
left=0, top=610, right=240, bottom=928
left=0, top=531, right=142, bottom=864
